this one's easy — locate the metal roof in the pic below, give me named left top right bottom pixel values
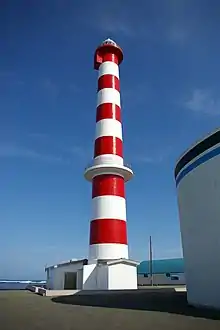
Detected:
left=138, top=258, right=184, bottom=275
left=98, top=258, right=139, bottom=266
left=45, top=258, right=88, bottom=271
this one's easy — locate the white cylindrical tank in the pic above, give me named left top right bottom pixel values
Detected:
left=175, top=128, right=220, bottom=309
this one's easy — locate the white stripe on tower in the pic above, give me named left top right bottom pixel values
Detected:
left=97, top=88, right=121, bottom=107
left=89, top=39, right=129, bottom=261
left=95, top=119, right=122, bottom=140
left=98, top=61, right=119, bottom=78
left=93, top=154, right=123, bottom=166
left=91, top=196, right=126, bottom=221
left=89, top=244, right=128, bottom=261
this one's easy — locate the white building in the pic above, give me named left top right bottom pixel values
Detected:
left=175, top=128, right=220, bottom=309
left=45, top=258, right=138, bottom=291
left=45, top=259, right=87, bottom=290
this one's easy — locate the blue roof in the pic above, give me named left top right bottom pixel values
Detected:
left=138, top=258, right=184, bottom=274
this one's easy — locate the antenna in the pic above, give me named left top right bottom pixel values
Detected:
left=149, top=235, right=153, bottom=286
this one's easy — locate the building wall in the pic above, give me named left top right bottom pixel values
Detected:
left=76, top=268, right=83, bottom=289
left=96, top=264, right=108, bottom=290
left=176, top=142, right=220, bottom=309
left=138, top=273, right=185, bottom=286
left=46, top=268, right=54, bottom=289
left=82, top=264, right=109, bottom=290
left=82, top=262, right=138, bottom=290
left=82, top=263, right=97, bottom=290
left=46, top=262, right=84, bottom=290
left=108, top=263, right=138, bottom=290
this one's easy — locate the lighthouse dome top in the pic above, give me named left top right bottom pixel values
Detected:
left=94, top=38, right=123, bottom=68
left=101, top=38, right=117, bottom=47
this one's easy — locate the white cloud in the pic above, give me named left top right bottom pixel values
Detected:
left=185, top=89, right=220, bottom=115
left=168, top=26, right=188, bottom=44
left=154, top=247, right=183, bottom=260
left=81, top=1, right=190, bottom=45
left=0, top=71, right=25, bottom=86
left=97, top=15, right=138, bottom=38
left=28, top=133, right=49, bottom=139
left=69, top=84, right=81, bottom=93
left=0, top=143, right=64, bottom=164
left=0, top=71, right=15, bottom=78
left=123, top=84, right=150, bottom=107
left=68, top=145, right=92, bottom=161
left=134, top=147, right=172, bottom=164
left=70, top=146, right=86, bottom=156
left=42, top=78, right=59, bottom=97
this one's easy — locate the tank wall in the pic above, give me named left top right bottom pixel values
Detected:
left=177, top=148, right=220, bottom=309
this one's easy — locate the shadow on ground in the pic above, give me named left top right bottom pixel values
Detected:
left=52, top=289, right=220, bottom=320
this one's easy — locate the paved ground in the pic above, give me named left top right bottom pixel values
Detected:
left=0, top=290, right=220, bottom=330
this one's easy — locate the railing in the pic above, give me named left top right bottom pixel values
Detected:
left=84, top=162, right=133, bottom=171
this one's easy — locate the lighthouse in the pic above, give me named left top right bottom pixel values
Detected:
left=83, top=39, right=138, bottom=290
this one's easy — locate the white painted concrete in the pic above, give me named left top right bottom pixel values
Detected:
left=34, top=286, right=187, bottom=297
left=97, top=88, right=121, bottom=107
left=89, top=243, right=129, bottom=261
left=176, top=138, right=220, bottom=309
left=76, top=268, right=83, bottom=289
left=45, top=290, right=80, bottom=297
left=95, top=119, right=122, bottom=140
left=82, top=264, right=97, bottom=290
left=46, top=260, right=85, bottom=290
left=84, top=163, right=133, bottom=182
left=108, top=263, right=138, bottom=289
left=82, top=259, right=138, bottom=290
left=93, top=154, right=124, bottom=166
left=46, top=267, right=54, bottom=290
left=96, top=264, right=109, bottom=290
left=91, top=195, right=126, bottom=221
left=175, top=287, right=187, bottom=292
left=98, top=61, right=119, bottom=79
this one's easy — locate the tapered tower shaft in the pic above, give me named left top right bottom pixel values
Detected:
left=84, top=39, right=133, bottom=261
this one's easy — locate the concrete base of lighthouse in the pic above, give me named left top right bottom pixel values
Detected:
left=82, top=259, right=139, bottom=290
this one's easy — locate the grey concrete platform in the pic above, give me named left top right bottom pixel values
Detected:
left=0, top=290, right=220, bottom=330
left=31, top=285, right=186, bottom=297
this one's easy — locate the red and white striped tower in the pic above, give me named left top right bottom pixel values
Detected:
left=84, top=38, right=133, bottom=261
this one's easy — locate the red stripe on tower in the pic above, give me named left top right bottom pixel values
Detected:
left=98, top=75, right=120, bottom=92
left=92, top=175, right=125, bottom=198
left=90, top=219, right=128, bottom=244
left=94, top=136, right=123, bottom=158
left=96, top=104, right=121, bottom=122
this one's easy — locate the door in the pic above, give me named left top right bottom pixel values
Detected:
left=64, top=272, right=77, bottom=289
left=76, top=269, right=83, bottom=289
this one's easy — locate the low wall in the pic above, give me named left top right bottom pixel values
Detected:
left=45, top=290, right=80, bottom=297
left=27, top=286, right=42, bottom=293
left=36, top=288, right=80, bottom=297
left=29, top=286, right=186, bottom=298
left=138, top=273, right=185, bottom=286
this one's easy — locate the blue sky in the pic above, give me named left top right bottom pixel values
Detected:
left=1, top=0, right=220, bottom=279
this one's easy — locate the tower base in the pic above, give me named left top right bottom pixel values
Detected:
left=82, top=259, right=139, bottom=290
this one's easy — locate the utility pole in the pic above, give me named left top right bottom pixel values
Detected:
left=149, top=235, right=153, bottom=286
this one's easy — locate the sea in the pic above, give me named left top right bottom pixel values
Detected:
left=0, top=280, right=46, bottom=290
